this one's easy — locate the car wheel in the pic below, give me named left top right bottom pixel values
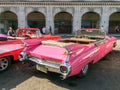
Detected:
left=79, top=64, right=89, bottom=77
left=0, top=57, right=11, bottom=72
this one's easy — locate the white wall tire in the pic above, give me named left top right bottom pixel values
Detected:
left=79, top=64, right=89, bottom=77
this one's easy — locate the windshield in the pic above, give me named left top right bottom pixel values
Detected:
left=17, top=29, right=41, bottom=38
left=76, top=29, right=106, bottom=39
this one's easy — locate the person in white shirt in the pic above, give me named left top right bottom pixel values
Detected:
left=42, top=26, right=46, bottom=34
left=114, top=25, right=120, bottom=33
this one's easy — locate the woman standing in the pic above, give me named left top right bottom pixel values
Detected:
left=7, top=27, right=15, bottom=37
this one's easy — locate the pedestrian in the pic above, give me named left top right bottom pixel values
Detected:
left=7, top=27, right=15, bottom=37
left=42, top=26, right=46, bottom=34
left=49, top=26, right=52, bottom=35
left=114, top=25, right=120, bottom=33
left=100, top=25, right=105, bottom=32
left=16, top=26, right=21, bottom=36
left=100, top=25, right=104, bottom=30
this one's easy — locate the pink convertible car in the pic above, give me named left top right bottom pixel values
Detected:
left=19, top=28, right=117, bottom=79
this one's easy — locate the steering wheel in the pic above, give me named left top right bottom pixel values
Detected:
left=24, top=35, right=31, bottom=39
left=80, top=34, right=88, bottom=38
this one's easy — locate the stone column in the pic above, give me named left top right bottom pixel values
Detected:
left=17, top=7, right=27, bottom=28
left=100, top=7, right=109, bottom=34
left=73, top=6, right=81, bottom=34
left=46, top=6, right=54, bottom=34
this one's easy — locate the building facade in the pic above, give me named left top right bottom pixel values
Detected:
left=0, top=0, right=120, bottom=34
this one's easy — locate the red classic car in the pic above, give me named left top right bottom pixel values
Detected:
left=19, top=28, right=117, bottom=79
left=0, top=33, right=42, bottom=72
left=0, top=34, right=24, bottom=72
left=16, top=28, right=61, bottom=40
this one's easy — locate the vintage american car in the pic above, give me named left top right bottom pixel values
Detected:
left=0, top=34, right=42, bottom=72
left=0, top=31, right=60, bottom=72
left=16, top=28, right=61, bottom=40
left=19, top=28, right=117, bottom=79
left=0, top=34, right=24, bottom=72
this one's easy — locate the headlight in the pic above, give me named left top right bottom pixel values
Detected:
left=19, top=51, right=26, bottom=61
left=19, top=54, right=24, bottom=59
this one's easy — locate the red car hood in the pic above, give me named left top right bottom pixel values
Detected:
left=0, top=44, right=23, bottom=54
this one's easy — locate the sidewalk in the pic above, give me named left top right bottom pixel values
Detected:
left=108, top=34, right=120, bottom=37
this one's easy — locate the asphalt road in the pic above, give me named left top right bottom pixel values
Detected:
left=0, top=37, right=120, bottom=90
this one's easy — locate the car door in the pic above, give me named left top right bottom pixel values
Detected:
left=93, top=39, right=107, bottom=63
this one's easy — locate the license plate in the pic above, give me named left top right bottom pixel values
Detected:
left=36, top=64, right=47, bottom=73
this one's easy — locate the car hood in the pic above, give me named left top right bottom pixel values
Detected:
left=0, top=44, right=23, bottom=54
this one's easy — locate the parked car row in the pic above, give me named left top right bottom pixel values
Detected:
left=0, top=28, right=61, bottom=72
left=0, top=28, right=117, bottom=80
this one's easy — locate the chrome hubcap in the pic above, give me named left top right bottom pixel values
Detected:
left=0, top=58, right=9, bottom=71
left=82, top=64, right=88, bottom=74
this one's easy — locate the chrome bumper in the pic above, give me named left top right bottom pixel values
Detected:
left=28, top=57, right=61, bottom=73
left=28, top=57, right=71, bottom=79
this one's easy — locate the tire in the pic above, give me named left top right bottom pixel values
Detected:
left=79, top=64, right=89, bottom=77
left=0, top=57, right=11, bottom=72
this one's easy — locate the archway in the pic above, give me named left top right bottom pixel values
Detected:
left=54, top=12, right=72, bottom=34
left=109, top=12, right=120, bottom=34
left=27, top=11, right=45, bottom=31
left=0, top=11, right=18, bottom=34
left=81, top=12, right=100, bottom=28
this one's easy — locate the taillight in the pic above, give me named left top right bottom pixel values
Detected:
left=60, top=66, right=68, bottom=73
left=63, top=51, right=69, bottom=55
left=63, top=50, right=72, bottom=55
left=59, top=64, right=71, bottom=79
